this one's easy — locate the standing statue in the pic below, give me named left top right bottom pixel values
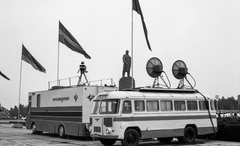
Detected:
left=122, top=50, right=131, bottom=77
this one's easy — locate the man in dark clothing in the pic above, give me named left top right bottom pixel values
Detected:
left=122, top=50, right=131, bottom=77
left=77, top=61, right=88, bottom=85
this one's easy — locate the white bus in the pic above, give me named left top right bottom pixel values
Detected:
left=89, top=88, right=217, bottom=146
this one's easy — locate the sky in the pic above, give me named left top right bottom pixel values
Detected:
left=0, top=0, right=240, bottom=110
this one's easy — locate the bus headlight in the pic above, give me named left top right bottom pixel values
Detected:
left=88, top=126, right=92, bottom=132
left=106, top=128, right=112, bottom=134
left=86, top=124, right=91, bottom=132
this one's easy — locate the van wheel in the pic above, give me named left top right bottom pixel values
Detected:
left=178, top=126, right=196, bottom=144
left=31, top=123, right=37, bottom=134
left=121, top=129, right=139, bottom=146
left=100, top=138, right=116, bottom=146
left=58, top=125, right=66, bottom=138
left=158, top=137, right=173, bottom=143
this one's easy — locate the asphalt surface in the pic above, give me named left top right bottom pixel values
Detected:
left=0, top=123, right=239, bottom=146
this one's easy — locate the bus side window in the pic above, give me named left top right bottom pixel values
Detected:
left=135, top=100, right=145, bottom=112
left=210, top=101, right=215, bottom=110
left=160, top=100, right=173, bottom=111
left=187, top=101, right=198, bottom=111
left=146, top=100, right=159, bottom=111
left=174, top=101, right=186, bottom=111
left=199, top=101, right=209, bottom=110
left=122, top=100, right=132, bottom=114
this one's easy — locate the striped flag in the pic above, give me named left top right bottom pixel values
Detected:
left=59, top=21, right=91, bottom=59
left=132, top=0, right=152, bottom=51
left=22, top=44, right=46, bottom=73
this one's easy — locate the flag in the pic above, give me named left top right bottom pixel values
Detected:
left=22, top=44, right=46, bottom=73
left=59, top=21, right=91, bottom=59
left=132, top=0, right=152, bottom=51
left=0, top=71, right=10, bottom=80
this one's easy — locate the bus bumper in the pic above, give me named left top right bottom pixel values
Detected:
left=91, top=134, right=118, bottom=139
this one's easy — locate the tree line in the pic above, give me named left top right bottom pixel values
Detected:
left=215, top=96, right=239, bottom=111
left=8, top=104, right=28, bottom=119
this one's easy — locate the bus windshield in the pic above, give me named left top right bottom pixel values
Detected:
left=99, top=99, right=120, bottom=114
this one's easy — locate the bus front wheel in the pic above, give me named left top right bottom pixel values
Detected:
left=121, top=129, right=139, bottom=146
left=58, top=125, right=66, bottom=138
left=178, top=126, right=196, bottom=144
left=100, top=138, right=116, bottom=146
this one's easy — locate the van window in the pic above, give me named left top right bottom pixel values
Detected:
left=37, top=94, right=41, bottom=107
left=28, top=95, right=32, bottom=102
left=174, top=101, right=186, bottom=111
left=199, top=101, right=209, bottom=110
left=146, top=100, right=159, bottom=112
left=122, top=100, right=132, bottom=114
left=187, top=101, right=198, bottom=110
left=160, top=100, right=173, bottom=111
left=135, top=100, right=145, bottom=112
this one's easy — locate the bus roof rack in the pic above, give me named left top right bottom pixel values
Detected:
left=138, top=87, right=197, bottom=93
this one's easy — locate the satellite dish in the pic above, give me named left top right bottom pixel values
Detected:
left=172, top=60, right=188, bottom=79
left=172, top=60, right=196, bottom=89
left=146, top=57, right=163, bottom=78
left=146, top=57, right=170, bottom=88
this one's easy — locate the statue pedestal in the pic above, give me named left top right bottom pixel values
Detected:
left=119, top=77, right=135, bottom=91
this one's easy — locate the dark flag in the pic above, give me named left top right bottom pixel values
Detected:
left=132, top=0, right=152, bottom=51
left=59, top=21, right=91, bottom=59
left=22, top=44, right=46, bottom=73
left=0, top=71, right=10, bottom=80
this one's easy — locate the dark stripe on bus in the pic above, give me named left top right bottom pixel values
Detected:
left=31, top=115, right=82, bottom=122
left=113, top=115, right=216, bottom=122
left=31, top=106, right=82, bottom=112
left=31, top=111, right=82, bottom=117
left=30, top=106, right=82, bottom=122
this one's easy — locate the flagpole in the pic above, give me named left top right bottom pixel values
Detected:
left=57, top=41, right=60, bottom=86
left=131, top=1, right=134, bottom=89
left=57, top=21, right=60, bottom=86
left=18, top=47, right=23, bottom=124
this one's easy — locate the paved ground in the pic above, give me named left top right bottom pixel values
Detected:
left=0, top=123, right=239, bottom=146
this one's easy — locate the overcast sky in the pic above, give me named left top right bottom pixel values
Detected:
left=0, top=0, right=240, bottom=109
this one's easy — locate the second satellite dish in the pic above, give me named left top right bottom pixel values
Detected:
left=172, top=60, right=188, bottom=79
left=172, top=60, right=196, bottom=89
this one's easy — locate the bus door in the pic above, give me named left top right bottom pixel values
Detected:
left=120, top=100, right=132, bottom=129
